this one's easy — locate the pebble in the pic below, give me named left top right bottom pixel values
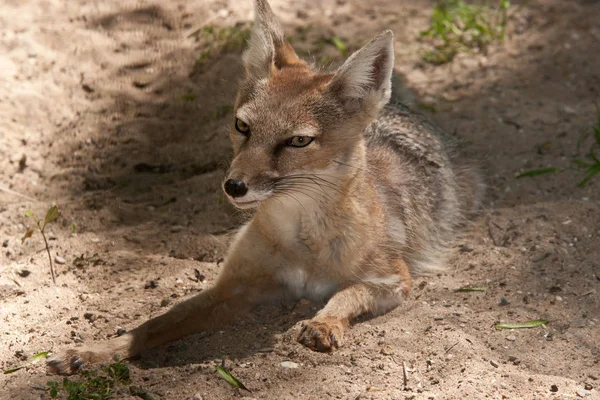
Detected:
left=17, top=269, right=31, bottom=277
left=145, top=280, right=159, bottom=289
left=506, top=335, right=516, bottom=341
left=490, top=360, right=499, bottom=368
left=584, top=383, right=593, bottom=390
left=55, top=256, right=66, bottom=264
left=116, top=327, right=126, bottom=336
left=194, top=268, right=206, bottom=282
left=185, top=394, right=203, bottom=400
left=170, top=225, right=185, bottom=233
left=160, top=298, right=171, bottom=307
left=550, top=384, right=559, bottom=392
left=84, top=312, right=96, bottom=322
left=576, top=389, right=590, bottom=397
left=280, top=361, right=299, bottom=369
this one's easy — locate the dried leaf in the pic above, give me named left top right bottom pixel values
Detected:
left=43, top=205, right=60, bottom=228
left=21, top=228, right=35, bottom=244
left=216, top=365, right=250, bottom=392
left=495, top=319, right=549, bottom=330
left=456, top=286, right=487, bottom=292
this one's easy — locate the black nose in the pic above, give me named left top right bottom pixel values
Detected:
left=224, top=179, right=248, bottom=197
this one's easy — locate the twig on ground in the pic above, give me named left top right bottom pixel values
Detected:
left=0, top=184, right=35, bottom=201
left=444, top=341, right=460, bottom=354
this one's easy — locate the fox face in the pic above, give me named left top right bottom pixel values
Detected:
left=223, top=0, right=395, bottom=209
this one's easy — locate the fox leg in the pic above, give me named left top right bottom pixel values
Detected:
left=48, top=255, right=280, bottom=374
left=297, top=259, right=411, bottom=352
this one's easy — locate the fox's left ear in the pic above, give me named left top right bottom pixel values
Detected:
left=243, top=0, right=306, bottom=80
left=327, top=31, right=395, bottom=115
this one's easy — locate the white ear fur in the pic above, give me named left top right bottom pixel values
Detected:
left=328, top=31, right=395, bottom=113
left=242, top=0, right=285, bottom=79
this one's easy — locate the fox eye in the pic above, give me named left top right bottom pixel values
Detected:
left=235, top=118, right=250, bottom=135
left=287, top=136, right=314, bottom=148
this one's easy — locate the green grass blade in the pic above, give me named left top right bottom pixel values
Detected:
left=30, top=351, right=50, bottom=364
left=577, top=164, right=600, bottom=187
left=3, top=366, right=25, bottom=374
left=594, top=106, right=600, bottom=144
left=4, top=351, right=50, bottom=374
left=331, top=37, right=348, bottom=56
left=589, top=149, right=600, bottom=164
left=572, top=159, right=593, bottom=168
left=495, top=319, right=549, bottom=329
left=216, top=365, right=250, bottom=392
left=516, top=168, right=558, bottom=178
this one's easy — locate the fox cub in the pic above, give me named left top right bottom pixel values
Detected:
left=48, top=0, right=483, bottom=374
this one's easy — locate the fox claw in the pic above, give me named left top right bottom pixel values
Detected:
left=296, top=319, right=344, bottom=353
left=47, top=352, right=86, bottom=375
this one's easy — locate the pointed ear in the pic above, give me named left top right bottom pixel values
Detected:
left=243, top=0, right=306, bottom=80
left=327, top=31, right=395, bottom=114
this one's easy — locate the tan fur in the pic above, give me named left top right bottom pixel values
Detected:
left=47, top=0, right=482, bottom=374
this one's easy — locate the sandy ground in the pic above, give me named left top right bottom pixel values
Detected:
left=1, top=0, right=599, bottom=399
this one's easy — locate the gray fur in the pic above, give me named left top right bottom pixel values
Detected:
left=365, top=103, right=484, bottom=274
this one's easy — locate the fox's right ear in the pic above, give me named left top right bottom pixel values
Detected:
left=326, top=30, right=395, bottom=116
left=243, top=0, right=306, bottom=80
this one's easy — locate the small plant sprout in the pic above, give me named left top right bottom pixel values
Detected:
left=420, top=0, right=511, bottom=64
left=21, top=205, right=60, bottom=284
left=572, top=106, right=600, bottom=186
left=45, top=360, right=131, bottom=400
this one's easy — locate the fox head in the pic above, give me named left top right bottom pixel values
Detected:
left=223, top=0, right=394, bottom=209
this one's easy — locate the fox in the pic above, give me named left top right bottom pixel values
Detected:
left=48, top=0, right=483, bottom=374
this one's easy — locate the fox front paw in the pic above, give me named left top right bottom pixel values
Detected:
left=297, top=318, right=345, bottom=353
left=47, top=348, right=90, bottom=375
left=47, top=346, right=117, bottom=375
